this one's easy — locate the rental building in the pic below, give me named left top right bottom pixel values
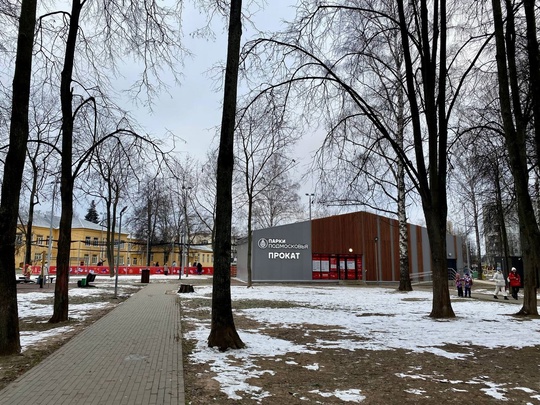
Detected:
left=236, top=211, right=464, bottom=283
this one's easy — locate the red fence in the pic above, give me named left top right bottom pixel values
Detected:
left=27, top=265, right=213, bottom=276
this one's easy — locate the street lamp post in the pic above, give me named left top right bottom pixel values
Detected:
left=305, top=193, right=314, bottom=220
left=44, top=181, right=58, bottom=289
left=99, top=213, right=106, bottom=261
left=180, top=185, right=192, bottom=279
left=114, top=206, right=127, bottom=299
left=374, top=236, right=380, bottom=285
left=146, top=229, right=150, bottom=267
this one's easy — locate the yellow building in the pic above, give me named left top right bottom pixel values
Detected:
left=16, top=213, right=215, bottom=273
left=16, top=213, right=139, bottom=270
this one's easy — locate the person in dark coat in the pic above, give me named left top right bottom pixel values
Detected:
left=455, top=273, right=464, bottom=297
left=463, top=273, right=473, bottom=298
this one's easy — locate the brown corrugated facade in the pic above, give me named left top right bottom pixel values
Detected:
left=236, top=211, right=463, bottom=283
left=312, top=211, right=462, bottom=282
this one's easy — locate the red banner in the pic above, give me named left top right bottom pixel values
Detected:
left=29, top=265, right=213, bottom=276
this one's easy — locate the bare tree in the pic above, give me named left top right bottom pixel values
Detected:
left=252, top=156, right=302, bottom=229
left=130, top=174, right=173, bottom=266
left=0, top=0, right=37, bottom=355
left=242, top=1, right=491, bottom=315
left=21, top=98, right=58, bottom=271
left=193, top=150, right=218, bottom=245
left=235, top=95, right=299, bottom=287
left=37, top=0, right=186, bottom=323
left=208, top=0, right=245, bottom=351
left=83, top=134, right=141, bottom=275
left=490, top=0, right=539, bottom=315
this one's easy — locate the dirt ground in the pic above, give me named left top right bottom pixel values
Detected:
left=2, top=281, right=539, bottom=404
left=180, top=280, right=540, bottom=404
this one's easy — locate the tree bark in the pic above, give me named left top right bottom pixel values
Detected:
left=207, top=0, right=245, bottom=351
left=471, top=189, right=483, bottom=279
left=395, top=58, right=411, bottom=292
left=50, top=0, right=83, bottom=323
left=247, top=192, right=253, bottom=288
left=491, top=0, right=539, bottom=315
left=396, top=0, right=454, bottom=317
left=24, top=171, right=38, bottom=267
left=0, top=0, right=37, bottom=355
left=523, top=0, right=540, bottom=292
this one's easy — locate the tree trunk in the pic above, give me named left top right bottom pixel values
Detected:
left=395, top=58, right=411, bottom=292
left=491, top=0, right=539, bottom=315
left=247, top=194, right=253, bottom=288
left=523, top=0, right=540, bottom=291
left=396, top=0, right=453, bottom=316
left=397, top=183, right=411, bottom=291
left=208, top=0, right=245, bottom=351
left=24, top=172, right=38, bottom=267
left=50, top=0, right=83, bottom=323
left=471, top=190, right=483, bottom=279
left=425, top=207, right=455, bottom=318
left=0, top=0, right=37, bottom=355
left=494, top=168, right=511, bottom=278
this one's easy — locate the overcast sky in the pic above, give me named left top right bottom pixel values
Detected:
left=116, top=1, right=321, bottom=212
left=123, top=1, right=307, bottom=161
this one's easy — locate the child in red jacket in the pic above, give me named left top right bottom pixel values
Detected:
left=508, top=267, right=521, bottom=300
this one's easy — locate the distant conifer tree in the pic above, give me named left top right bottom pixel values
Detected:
left=85, top=200, right=99, bottom=224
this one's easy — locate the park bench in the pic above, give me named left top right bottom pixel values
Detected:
left=77, top=273, right=97, bottom=288
left=36, top=275, right=56, bottom=285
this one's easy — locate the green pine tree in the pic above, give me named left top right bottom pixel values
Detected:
left=85, top=200, right=99, bottom=224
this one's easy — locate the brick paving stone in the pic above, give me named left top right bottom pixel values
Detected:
left=0, top=282, right=185, bottom=405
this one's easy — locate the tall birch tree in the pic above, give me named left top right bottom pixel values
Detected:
left=243, top=0, right=490, bottom=317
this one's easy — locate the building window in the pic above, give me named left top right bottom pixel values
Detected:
left=83, top=254, right=89, bottom=264
left=133, top=258, right=137, bottom=265
left=34, top=252, right=43, bottom=262
left=115, top=256, right=126, bottom=265
left=16, top=233, right=23, bottom=245
left=85, top=236, right=91, bottom=246
left=92, top=255, right=98, bottom=264
left=37, top=235, right=44, bottom=245
left=93, top=237, right=99, bottom=246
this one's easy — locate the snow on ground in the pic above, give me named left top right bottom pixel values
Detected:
left=17, top=276, right=149, bottom=350
left=16, top=277, right=540, bottom=402
left=182, top=284, right=540, bottom=403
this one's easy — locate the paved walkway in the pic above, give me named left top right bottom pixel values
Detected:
left=0, top=282, right=185, bottom=405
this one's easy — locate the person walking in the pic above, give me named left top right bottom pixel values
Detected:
left=455, top=273, right=464, bottom=297
left=463, top=273, right=473, bottom=298
left=508, top=267, right=521, bottom=300
left=491, top=269, right=508, bottom=300
left=164, top=262, right=169, bottom=276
